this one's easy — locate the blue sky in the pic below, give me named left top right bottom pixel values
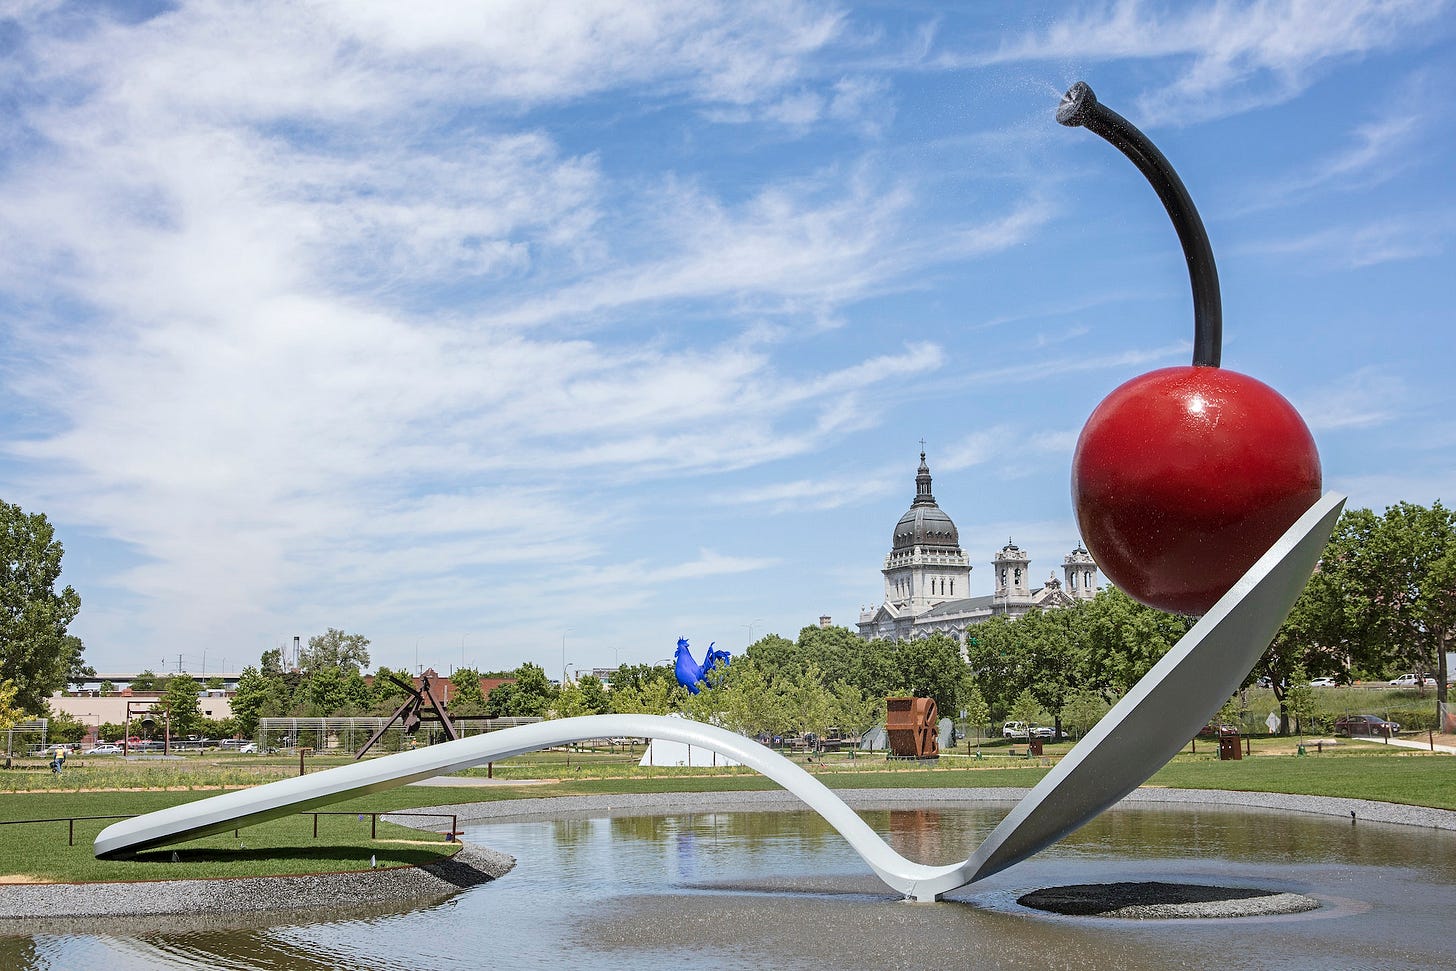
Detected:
left=2, top=1, right=1453, bottom=679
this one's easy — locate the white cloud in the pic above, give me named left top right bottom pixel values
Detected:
left=1239, top=214, right=1449, bottom=268
left=972, top=0, right=1450, bottom=124
left=711, top=471, right=901, bottom=513
left=965, top=341, right=1191, bottom=385
left=1233, top=66, right=1448, bottom=215
left=1293, top=367, right=1407, bottom=431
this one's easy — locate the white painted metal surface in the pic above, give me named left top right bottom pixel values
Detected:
left=96, top=493, right=1344, bottom=901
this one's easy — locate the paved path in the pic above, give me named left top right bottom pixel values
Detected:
left=1348, top=735, right=1456, bottom=755
left=408, top=775, right=550, bottom=787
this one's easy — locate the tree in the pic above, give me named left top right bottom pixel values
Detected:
left=131, top=669, right=161, bottom=692
left=162, top=674, right=202, bottom=737
left=1259, top=503, right=1456, bottom=726
left=47, top=709, right=85, bottom=743
left=302, top=666, right=346, bottom=716
left=230, top=666, right=270, bottom=736
left=1011, top=607, right=1081, bottom=738
left=99, top=679, right=116, bottom=694
left=959, top=680, right=990, bottom=743
left=1281, top=664, right=1317, bottom=738
left=1348, top=503, right=1455, bottom=703
left=301, top=628, right=371, bottom=674
left=829, top=679, right=881, bottom=743
left=1059, top=689, right=1110, bottom=739
left=1, top=501, right=87, bottom=712
left=964, top=617, right=1029, bottom=721
left=711, top=655, right=786, bottom=739
left=1256, top=548, right=1352, bottom=733
left=205, top=676, right=225, bottom=691
left=779, top=664, right=835, bottom=743
left=485, top=663, right=557, bottom=717
left=890, top=632, right=965, bottom=719
left=367, top=666, right=408, bottom=714
left=1008, top=688, right=1049, bottom=728
left=609, top=676, right=687, bottom=717
left=609, top=662, right=675, bottom=694
left=0, top=679, right=21, bottom=732
left=448, top=668, right=488, bottom=715
left=575, top=673, right=610, bottom=715
left=1074, top=587, right=1194, bottom=696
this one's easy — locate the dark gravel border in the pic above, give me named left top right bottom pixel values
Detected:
left=0, top=842, right=514, bottom=926
left=1017, top=881, right=1323, bottom=918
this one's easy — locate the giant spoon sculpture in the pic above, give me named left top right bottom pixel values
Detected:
left=97, top=84, right=1345, bottom=902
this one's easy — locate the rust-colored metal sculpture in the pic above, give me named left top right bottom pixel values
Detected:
left=885, top=696, right=939, bottom=759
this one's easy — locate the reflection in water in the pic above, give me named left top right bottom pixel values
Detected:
left=3, top=802, right=1454, bottom=970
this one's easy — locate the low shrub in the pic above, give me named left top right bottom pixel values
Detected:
left=1384, top=708, right=1440, bottom=732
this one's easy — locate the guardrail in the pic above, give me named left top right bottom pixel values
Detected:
left=0, top=810, right=464, bottom=847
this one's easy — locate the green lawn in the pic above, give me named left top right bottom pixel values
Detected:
left=0, top=790, right=458, bottom=883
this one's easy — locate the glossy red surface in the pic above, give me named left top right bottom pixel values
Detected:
left=1072, top=366, right=1321, bottom=615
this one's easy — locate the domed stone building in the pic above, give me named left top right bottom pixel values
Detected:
left=856, top=451, right=1098, bottom=645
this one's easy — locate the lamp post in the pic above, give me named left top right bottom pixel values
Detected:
left=561, top=629, right=574, bottom=687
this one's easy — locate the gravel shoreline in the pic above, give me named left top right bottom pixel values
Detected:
left=0, top=842, right=514, bottom=928
left=2, top=786, right=1449, bottom=929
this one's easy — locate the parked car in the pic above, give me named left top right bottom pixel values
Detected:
left=1333, top=714, right=1400, bottom=737
left=1308, top=677, right=1340, bottom=688
left=1389, top=673, right=1428, bottom=687
left=86, top=743, right=123, bottom=755
left=1198, top=723, right=1240, bottom=737
left=1002, top=721, right=1030, bottom=738
left=1028, top=726, right=1055, bottom=739
left=237, top=743, right=258, bottom=754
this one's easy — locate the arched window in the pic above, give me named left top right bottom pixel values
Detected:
left=1014, top=568, right=1022, bottom=585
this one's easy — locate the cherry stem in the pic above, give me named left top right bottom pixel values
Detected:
left=1058, top=81, right=1221, bottom=368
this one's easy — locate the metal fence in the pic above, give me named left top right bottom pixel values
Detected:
left=3, top=719, right=48, bottom=756
left=256, top=716, right=542, bottom=753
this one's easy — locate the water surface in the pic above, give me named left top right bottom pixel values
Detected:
left=3, top=802, right=1453, bottom=970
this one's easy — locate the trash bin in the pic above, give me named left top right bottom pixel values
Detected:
left=1218, top=732, right=1242, bottom=761
left=1028, top=737, right=1044, bottom=757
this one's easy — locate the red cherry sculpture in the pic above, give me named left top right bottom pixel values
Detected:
left=1072, top=366, right=1321, bottom=615
left=1058, top=83, right=1321, bottom=614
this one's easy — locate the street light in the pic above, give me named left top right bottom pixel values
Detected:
left=562, top=629, right=574, bottom=686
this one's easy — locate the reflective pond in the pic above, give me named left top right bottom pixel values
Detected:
left=4, top=801, right=1454, bottom=970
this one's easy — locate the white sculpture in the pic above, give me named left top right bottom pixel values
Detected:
left=96, top=493, right=1344, bottom=901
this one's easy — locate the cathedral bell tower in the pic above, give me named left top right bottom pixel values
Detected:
left=1063, top=544, right=1098, bottom=600
left=993, top=539, right=1032, bottom=604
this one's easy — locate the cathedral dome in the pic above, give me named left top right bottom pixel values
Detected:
left=892, top=452, right=961, bottom=551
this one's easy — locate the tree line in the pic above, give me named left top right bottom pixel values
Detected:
left=7, top=496, right=1451, bottom=745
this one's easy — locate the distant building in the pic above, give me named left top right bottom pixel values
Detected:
left=365, top=668, right=515, bottom=705
left=857, top=451, right=1098, bottom=646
